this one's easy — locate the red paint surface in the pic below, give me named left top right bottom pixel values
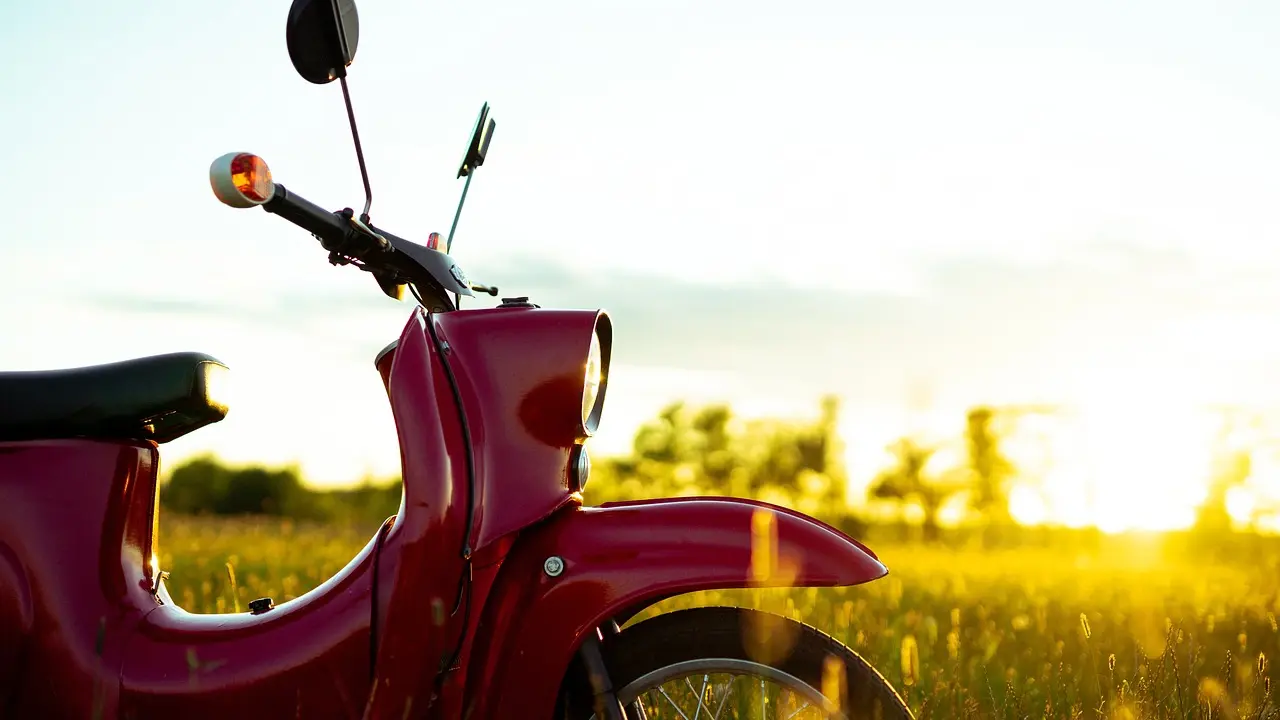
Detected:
left=0, top=440, right=159, bottom=717
left=431, top=306, right=608, bottom=551
left=461, top=497, right=888, bottom=718
left=362, top=309, right=471, bottom=718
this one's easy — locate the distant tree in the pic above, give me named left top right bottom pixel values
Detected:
left=964, top=407, right=1018, bottom=524
left=222, top=465, right=307, bottom=516
left=745, top=421, right=803, bottom=495
left=814, top=395, right=848, bottom=509
left=748, top=395, right=848, bottom=514
left=163, top=456, right=308, bottom=517
left=592, top=397, right=851, bottom=519
left=630, top=401, right=700, bottom=495
left=158, top=455, right=401, bottom=525
left=161, top=455, right=231, bottom=515
left=633, top=402, right=694, bottom=465
left=869, top=437, right=963, bottom=542
left=692, top=404, right=735, bottom=495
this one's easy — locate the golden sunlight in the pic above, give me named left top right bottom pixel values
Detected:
left=844, top=389, right=1223, bottom=530
left=1070, top=399, right=1208, bottom=530
left=1007, top=485, right=1047, bottom=526
left=1225, top=486, right=1255, bottom=527
left=839, top=370, right=1273, bottom=534
left=978, top=365, right=1234, bottom=534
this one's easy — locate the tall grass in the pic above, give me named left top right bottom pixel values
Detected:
left=160, top=514, right=1279, bottom=718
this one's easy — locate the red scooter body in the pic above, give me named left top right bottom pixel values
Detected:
left=0, top=305, right=888, bottom=718
left=1, top=3, right=895, bottom=712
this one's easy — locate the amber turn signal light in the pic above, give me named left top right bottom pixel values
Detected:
left=209, top=152, right=277, bottom=208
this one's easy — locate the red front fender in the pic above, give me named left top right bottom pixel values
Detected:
left=460, top=496, right=887, bottom=718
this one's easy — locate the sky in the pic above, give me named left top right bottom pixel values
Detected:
left=4, top=1, right=1280, bottom=527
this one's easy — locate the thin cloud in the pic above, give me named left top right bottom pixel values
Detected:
left=479, top=240, right=1280, bottom=407
left=80, top=238, right=1280, bottom=411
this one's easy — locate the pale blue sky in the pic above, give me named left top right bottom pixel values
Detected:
left=4, top=1, right=1280, bottom=506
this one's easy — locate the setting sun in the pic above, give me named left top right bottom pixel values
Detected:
left=1063, top=401, right=1213, bottom=533
left=849, top=387, right=1236, bottom=534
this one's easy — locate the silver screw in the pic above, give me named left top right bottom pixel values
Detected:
left=543, top=556, right=565, bottom=577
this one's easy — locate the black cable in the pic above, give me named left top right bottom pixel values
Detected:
left=422, top=306, right=479, bottom=677
left=422, top=308, right=477, bottom=559
left=436, top=559, right=474, bottom=680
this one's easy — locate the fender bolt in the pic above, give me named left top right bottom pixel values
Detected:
left=543, top=556, right=565, bottom=577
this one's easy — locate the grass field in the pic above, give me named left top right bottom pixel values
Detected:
left=160, top=514, right=1280, bottom=719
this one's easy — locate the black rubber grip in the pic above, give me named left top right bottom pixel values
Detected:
left=262, top=183, right=351, bottom=247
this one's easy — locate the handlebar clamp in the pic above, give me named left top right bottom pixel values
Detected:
left=348, top=214, right=391, bottom=252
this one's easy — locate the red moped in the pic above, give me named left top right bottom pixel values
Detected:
left=0, top=1, right=910, bottom=718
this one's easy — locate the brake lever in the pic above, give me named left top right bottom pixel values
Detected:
left=470, top=283, right=499, bottom=296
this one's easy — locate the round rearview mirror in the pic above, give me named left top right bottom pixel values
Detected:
left=286, top=0, right=360, bottom=85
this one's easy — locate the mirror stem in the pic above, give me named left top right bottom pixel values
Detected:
left=339, top=75, right=373, bottom=221
left=446, top=171, right=474, bottom=310
left=446, top=171, right=473, bottom=255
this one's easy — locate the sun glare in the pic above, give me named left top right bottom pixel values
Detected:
left=841, top=375, right=1268, bottom=533
left=1007, top=485, right=1047, bottom=526
left=1084, top=403, right=1211, bottom=532
left=971, top=376, right=1230, bottom=532
left=1225, top=486, right=1255, bottom=527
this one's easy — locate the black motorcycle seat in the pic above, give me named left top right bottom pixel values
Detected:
left=0, top=352, right=230, bottom=444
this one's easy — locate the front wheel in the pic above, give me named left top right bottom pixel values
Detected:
left=563, top=606, right=913, bottom=719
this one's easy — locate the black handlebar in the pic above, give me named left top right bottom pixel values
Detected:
left=264, top=183, right=372, bottom=255
left=259, top=182, right=475, bottom=312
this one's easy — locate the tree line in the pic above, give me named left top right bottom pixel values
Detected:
left=161, top=455, right=401, bottom=526
left=588, top=398, right=1025, bottom=543
left=160, top=396, right=1260, bottom=540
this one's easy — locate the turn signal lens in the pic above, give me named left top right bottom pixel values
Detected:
left=231, top=154, right=273, bottom=203
left=210, top=151, right=277, bottom=208
left=427, top=232, right=443, bottom=251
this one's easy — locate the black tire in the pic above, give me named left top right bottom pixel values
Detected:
left=562, top=606, right=913, bottom=719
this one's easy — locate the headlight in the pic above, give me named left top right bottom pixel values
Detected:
left=581, top=317, right=611, bottom=435
left=582, top=331, right=602, bottom=424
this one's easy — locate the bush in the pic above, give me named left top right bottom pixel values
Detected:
left=160, top=455, right=400, bottom=525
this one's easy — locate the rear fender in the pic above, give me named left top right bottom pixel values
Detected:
left=460, top=496, right=887, bottom=718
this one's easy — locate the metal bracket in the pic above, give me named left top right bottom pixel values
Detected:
left=578, top=629, right=627, bottom=720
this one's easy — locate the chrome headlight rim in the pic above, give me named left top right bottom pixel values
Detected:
left=581, top=314, right=612, bottom=436
left=569, top=443, right=591, bottom=493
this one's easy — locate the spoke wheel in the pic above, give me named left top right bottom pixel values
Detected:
left=617, top=658, right=844, bottom=718
left=562, top=606, right=913, bottom=720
